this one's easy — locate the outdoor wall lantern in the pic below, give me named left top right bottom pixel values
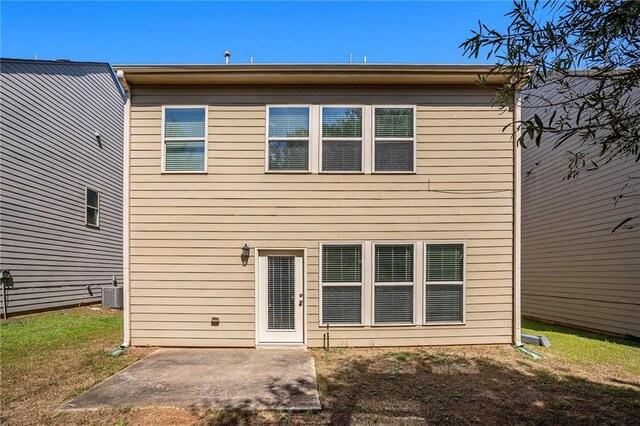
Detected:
left=241, top=243, right=251, bottom=266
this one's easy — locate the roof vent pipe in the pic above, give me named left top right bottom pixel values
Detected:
left=224, top=50, right=231, bottom=64
left=363, top=55, right=367, bottom=64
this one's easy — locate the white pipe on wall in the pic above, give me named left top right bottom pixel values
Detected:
left=513, top=90, right=523, bottom=347
left=117, top=70, right=131, bottom=348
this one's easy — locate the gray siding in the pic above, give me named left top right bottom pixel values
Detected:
left=0, top=59, right=124, bottom=315
left=521, top=86, right=640, bottom=337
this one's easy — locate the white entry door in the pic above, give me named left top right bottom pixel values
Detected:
left=257, top=251, right=304, bottom=345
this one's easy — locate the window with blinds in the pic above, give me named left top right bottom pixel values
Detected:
left=321, top=244, right=362, bottom=324
left=85, top=188, right=99, bottom=227
left=374, top=107, right=415, bottom=172
left=268, top=107, right=310, bottom=171
left=321, top=107, right=363, bottom=172
left=374, top=244, right=414, bottom=324
left=425, top=243, right=465, bottom=323
left=163, top=107, right=206, bottom=172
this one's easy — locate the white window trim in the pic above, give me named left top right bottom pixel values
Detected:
left=319, top=242, right=366, bottom=327
left=161, top=105, right=208, bottom=174
left=265, top=105, right=313, bottom=173
left=85, top=186, right=100, bottom=228
left=319, top=105, right=365, bottom=174
left=423, top=241, right=467, bottom=326
left=371, top=241, right=417, bottom=326
left=371, top=105, right=417, bottom=174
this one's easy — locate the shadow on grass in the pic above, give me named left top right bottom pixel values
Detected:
left=320, top=351, right=640, bottom=425
left=192, top=350, right=639, bottom=425
left=523, top=318, right=640, bottom=349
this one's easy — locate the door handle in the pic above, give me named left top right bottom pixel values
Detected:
left=299, top=293, right=304, bottom=307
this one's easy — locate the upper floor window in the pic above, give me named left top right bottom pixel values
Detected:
left=321, top=107, right=363, bottom=172
left=373, top=107, right=415, bottom=173
left=267, top=107, right=310, bottom=172
left=86, top=188, right=100, bottom=228
left=163, top=107, right=207, bottom=173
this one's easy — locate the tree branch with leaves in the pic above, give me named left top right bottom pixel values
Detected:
left=461, top=0, right=639, bottom=231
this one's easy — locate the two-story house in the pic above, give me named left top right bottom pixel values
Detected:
left=0, top=58, right=124, bottom=316
left=114, top=64, right=520, bottom=348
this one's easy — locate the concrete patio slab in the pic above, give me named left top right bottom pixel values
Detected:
left=59, top=348, right=321, bottom=411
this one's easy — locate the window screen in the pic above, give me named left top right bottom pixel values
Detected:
left=374, top=244, right=414, bottom=323
left=374, top=108, right=415, bottom=172
left=321, top=107, right=363, bottom=172
left=165, top=141, right=205, bottom=172
left=163, top=107, right=206, bottom=172
left=321, top=244, right=362, bottom=324
left=375, top=285, right=413, bottom=323
left=86, top=188, right=99, bottom=227
left=426, top=285, right=463, bottom=323
left=323, top=286, right=361, bottom=324
left=425, top=243, right=465, bottom=323
left=268, top=107, right=310, bottom=171
left=375, top=244, right=414, bottom=283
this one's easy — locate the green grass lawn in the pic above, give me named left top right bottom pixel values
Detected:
left=1, top=307, right=123, bottom=367
left=0, top=307, right=153, bottom=425
left=522, top=318, right=640, bottom=375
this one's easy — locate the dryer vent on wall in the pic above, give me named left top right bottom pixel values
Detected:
left=102, top=286, right=123, bottom=309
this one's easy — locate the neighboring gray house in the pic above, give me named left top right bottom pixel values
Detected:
left=521, top=84, right=639, bottom=338
left=0, top=58, right=124, bottom=315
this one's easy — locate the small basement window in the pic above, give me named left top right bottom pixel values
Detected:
left=163, top=107, right=207, bottom=173
left=374, top=243, right=415, bottom=324
left=86, top=188, right=100, bottom=228
left=425, top=243, right=465, bottom=323
left=321, top=244, right=363, bottom=325
left=267, top=107, right=311, bottom=172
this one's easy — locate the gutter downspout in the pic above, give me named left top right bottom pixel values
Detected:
left=513, top=89, right=523, bottom=347
left=117, top=70, right=131, bottom=349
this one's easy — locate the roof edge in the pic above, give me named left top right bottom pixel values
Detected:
left=1, top=57, right=112, bottom=67
left=114, top=64, right=509, bottom=86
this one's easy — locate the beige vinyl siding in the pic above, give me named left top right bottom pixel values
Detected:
left=128, top=85, right=514, bottom=347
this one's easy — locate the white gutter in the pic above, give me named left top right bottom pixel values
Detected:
left=117, top=70, right=131, bottom=348
left=513, top=90, right=522, bottom=346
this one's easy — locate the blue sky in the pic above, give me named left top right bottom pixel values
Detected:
left=1, top=1, right=515, bottom=65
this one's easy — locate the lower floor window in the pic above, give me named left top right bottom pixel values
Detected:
left=321, top=244, right=363, bottom=324
left=425, top=243, right=465, bottom=323
left=374, top=244, right=414, bottom=324
left=319, top=241, right=466, bottom=326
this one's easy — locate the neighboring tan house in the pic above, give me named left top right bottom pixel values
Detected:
left=0, top=58, right=124, bottom=315
left=522, top=88, right=639, bottom=338
left=114, top=64, right=521, bottom=348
